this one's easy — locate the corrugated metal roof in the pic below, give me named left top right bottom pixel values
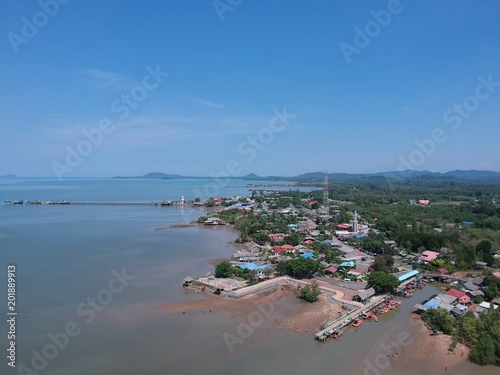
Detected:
left=398, top=270, right=419, bottom=282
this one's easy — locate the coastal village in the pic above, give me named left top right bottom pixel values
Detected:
left=182, top=189, right=500, bottom=351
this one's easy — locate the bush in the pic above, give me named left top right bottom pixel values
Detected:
left=215, top=260, right=233, bottom=278
left=300, top=281, right=321, bottom=302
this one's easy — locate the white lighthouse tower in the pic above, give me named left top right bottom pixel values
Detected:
left=181, top=196, right=185, bottom=205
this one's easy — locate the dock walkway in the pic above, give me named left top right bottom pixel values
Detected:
left=314, top=294, right=387, bottom=340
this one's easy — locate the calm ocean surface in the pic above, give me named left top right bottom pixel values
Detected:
left=0, top=179, right=496, bottom=374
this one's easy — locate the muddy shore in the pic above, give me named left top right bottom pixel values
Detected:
left=161, top=285, right=343, bottom=333
left=160, top=285, right=498, bottom=374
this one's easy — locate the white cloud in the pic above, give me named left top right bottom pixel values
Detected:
left=179, top=95, right=225, bottom=108
left=77, top=69, right=135, bottom=89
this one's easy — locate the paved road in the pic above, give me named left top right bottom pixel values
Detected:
left=317, top=276, right=368, bottom=290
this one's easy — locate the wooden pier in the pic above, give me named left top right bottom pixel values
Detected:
left=4, top=199, right=195, bottom=207
left=315, top=294, right=387, bottom=341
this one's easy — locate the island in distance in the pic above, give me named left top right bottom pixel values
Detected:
left=111, top=170, right=500, bottom=182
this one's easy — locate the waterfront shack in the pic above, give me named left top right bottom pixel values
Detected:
left=353, top=287, right=376, bottom=303
left=182, top=277, right=194, bottom=287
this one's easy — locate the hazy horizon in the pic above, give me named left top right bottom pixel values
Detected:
left=3, top=167, right=500, bottom=179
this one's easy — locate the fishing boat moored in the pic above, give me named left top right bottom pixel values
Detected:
left=352, top=318, right=363, bottom=327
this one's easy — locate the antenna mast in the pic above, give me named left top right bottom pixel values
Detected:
left=323, top=170, right=329, bottom=211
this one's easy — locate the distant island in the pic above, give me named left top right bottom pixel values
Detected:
left=0, top=174, right=17, bottom=179
left=112, top=170, right=500, bottom=182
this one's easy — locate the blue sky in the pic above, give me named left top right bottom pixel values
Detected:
left=1, top=0, right=499, bottom=177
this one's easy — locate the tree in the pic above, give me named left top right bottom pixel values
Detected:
left=367, top=271, right=399, bottom=293
left=457, top=314, right=479, bottom=346
left=246, top=269, right=258, bottom=283
left=469, top=334, right=496, bottom=365
left=215, top=260, right=233, bottom=278
left=372, top=254, right=394, bottom=273
left=476, top=240, right=494, bottom=266
left=279, top=257, right=321, bottom=279
left=421, top=308, right=455, bottom=335
left=483, top=274, right=500, bottom=300
left=455, top=245, right=476, bottom=270
left=300, top=281, right=322, bottom=302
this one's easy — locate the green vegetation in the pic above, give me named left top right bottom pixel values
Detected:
left=300, top=280, right=322, bottom=302
left=483, top=273, right=500, bottom=300
left=276, top=257, right=322, bottom=279
left=372, top=254, right=395, bottom=273
left=215, top=260, right=235, bottom=278
left=422, top=307, right=500, bottom=365
left=367, top=271, right=400, bottom=293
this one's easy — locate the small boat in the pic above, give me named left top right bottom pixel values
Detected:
left=352, top=318, right=363, bottom=327
left=332, top=329, right=344, bottom=339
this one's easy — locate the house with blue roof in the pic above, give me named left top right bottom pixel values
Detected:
left=299, top=253, right=314, bottom=259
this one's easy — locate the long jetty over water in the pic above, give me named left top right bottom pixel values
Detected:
left=4, top=199, right=199, bottom=207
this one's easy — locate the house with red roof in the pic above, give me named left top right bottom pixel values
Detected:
left=324, top=266, right=337, bottom=275
left=419, top=250, right=440, bottom=262
left=273, top=245, right=295, bottom=254
left=273, top=246, right=287, bottom=255
left=280, top=244, right=295, bottom=253
left=438, top=268, right=449, bottom=275
left=445, top=289, right=471, bottom=304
